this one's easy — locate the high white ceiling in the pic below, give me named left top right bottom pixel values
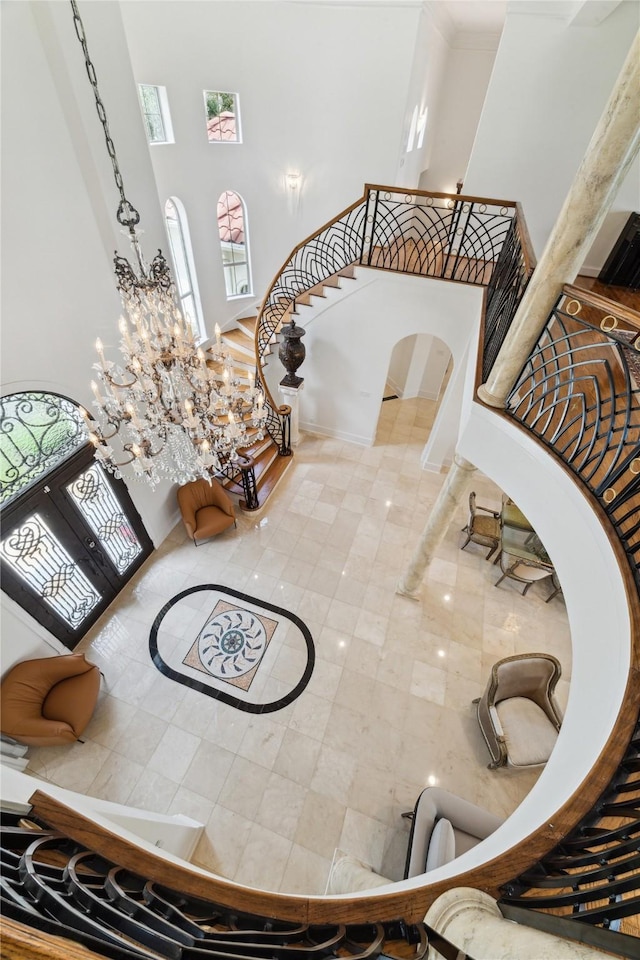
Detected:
left=438, top=0, right=508, bottom=33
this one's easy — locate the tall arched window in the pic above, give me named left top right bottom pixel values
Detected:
left=217, top=191, right=252, bottom=299
left=164, top=198, right=205, bottom=341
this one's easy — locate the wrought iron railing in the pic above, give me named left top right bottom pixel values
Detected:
left=0, top=808, right=479, bottom=960
left=505, top=285, right=640, bottom=592
left=488, top=283, right=640, bottom=956
left=255, top=184, right=533, bottom=452
left=498, top=711, right=640, bottom=957
left=483, top=205, right=535, bottom=381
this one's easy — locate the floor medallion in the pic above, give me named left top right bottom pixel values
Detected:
left=149, top=584, right=314, bottom=713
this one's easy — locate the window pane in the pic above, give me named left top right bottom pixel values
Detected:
left=204, top=90, right=239, bottom=143
left=147, top=114, right=166, bottom=143
left=0, top=392, right=88, bottom=506
left=66, top=464, right=142, bottom=575
left=139, top=84, right=168, bottom=143
left=217, top=191, right=251, bottom=298
left=164, top=199, right=203, bottom=340
left=181, top=295, right=197, bottom=329
left=166, top=216, right=191, bottom=297
left=0, top=515, right=101, bottom=628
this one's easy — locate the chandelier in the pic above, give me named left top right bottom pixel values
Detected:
left=71, top=0, right=267, bottom=488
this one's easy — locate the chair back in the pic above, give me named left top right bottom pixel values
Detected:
left=490, top=653, right=562, bottom=722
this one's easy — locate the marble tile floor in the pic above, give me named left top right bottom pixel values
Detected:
left=25, top=396, right=572, bottom=897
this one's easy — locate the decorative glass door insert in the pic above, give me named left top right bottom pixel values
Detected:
left=1, top=439, right=153, bottom=649
left=66, top=464, right=142, bottom=574
left=1, top=514, right=102, bottom=629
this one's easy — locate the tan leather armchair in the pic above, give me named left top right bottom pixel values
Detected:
left=473, top=653, right=563, bottom=769
left=0, top=654, right=101, bottom=747
left=177, top=477, right=236, bottom=546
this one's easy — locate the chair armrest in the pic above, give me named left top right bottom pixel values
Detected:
left=476, top=505, right=500, bottom=518
left=488, top=703, right=505, bottom=740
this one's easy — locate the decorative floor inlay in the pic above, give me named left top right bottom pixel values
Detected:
left=149, top=584, right=314, bottom=713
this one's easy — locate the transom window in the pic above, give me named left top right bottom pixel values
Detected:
left=164, top=198, right=205, bottom=341
left=0, top=392, right=88, bottom=506
left=138, top=84, right=174, bottom=144
left=217, top=191, right=252, bottom=299
left=204, top=90, right=241, bottom=143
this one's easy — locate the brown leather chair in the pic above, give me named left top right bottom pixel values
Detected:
left=177, top=477, right=236, bottom=546
left=0, top=654, right=101, bottom=747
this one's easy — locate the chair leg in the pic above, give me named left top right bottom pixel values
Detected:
left=522, top=581, right=532, bottom=596
left=401, top=811, right=414, bottom=821
left=494, top=572, right=507, bottom=588
left=485, top=544, right=498, bottom=560
left=460, top=534, right=471, bottom=551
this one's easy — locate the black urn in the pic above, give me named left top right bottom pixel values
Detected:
left=278, top=318, right=306, bottom=388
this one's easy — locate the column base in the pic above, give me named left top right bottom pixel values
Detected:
left=476, top=383, right=507, bottom=409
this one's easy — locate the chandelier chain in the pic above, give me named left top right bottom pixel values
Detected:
left=70, top=0, right=140, bottom=229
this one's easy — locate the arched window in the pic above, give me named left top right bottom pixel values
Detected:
left=0, top=392, right=152, bottom=647
left=164, top=198, right=205, bottom=341
left=217, top=191, right=252, bottom=299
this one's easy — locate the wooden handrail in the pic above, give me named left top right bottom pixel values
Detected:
left=514, top=201, right=537, bottom=276
left=363, top=183, right=519, bottom=208
left=563, top=282, right=640, bottom=329
left=29, top=581, right=640, bottom=926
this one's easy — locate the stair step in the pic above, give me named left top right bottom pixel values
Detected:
left=206, top=344, right=257, bottom=369
left=236, top=315, right=259, bottom=338
left=221, top=328, right=255, bottom=357
left=221, top=438, right=292, bottom=510
left=338, top=265, right=357, bottom=280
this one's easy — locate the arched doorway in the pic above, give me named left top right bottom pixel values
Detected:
left=1, top=392, right=153, bottom=649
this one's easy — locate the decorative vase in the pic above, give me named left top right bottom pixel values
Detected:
left=278, top=319, right=306, bottom=387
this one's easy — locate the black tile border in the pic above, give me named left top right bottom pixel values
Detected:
left=149, top=584, right=315, bottom=714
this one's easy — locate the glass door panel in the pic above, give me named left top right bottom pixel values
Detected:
left=0, top=514, right=102, bottom=630
left=66, top=464, right=142, bottom=575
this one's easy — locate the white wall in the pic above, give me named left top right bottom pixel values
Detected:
left=396, top=4, right=450, bottom=188
left=464, top=0, right=639, bottom=258
left=420, top=42, right=499, bottom=194
left=1, top=1, right=177, bottom=665
left=297, top=270, right=483, bottom=447
left=119, top=0, right=421, bottom=330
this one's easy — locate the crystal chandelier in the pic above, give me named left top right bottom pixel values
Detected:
left=71, top=0, right=267, bottom=488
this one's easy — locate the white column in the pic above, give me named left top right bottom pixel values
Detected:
left=425, top=888, right=613, bottom=959
left=397, top=453, right=477, bottom=598
left=478, top=30, right=640, bottom=408
left=279, top=383, right=303, bottom=445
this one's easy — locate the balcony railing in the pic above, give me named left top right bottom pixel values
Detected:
left=254, top=184, right=534, bottom=452
left=505, top=284, right=640, bottom=592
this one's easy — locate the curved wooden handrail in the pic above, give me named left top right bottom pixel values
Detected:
left=514, top=201, right=537, bottom=276
left=563, top=282, right=640, bottom=329
left=253, top=193, right=368, bottom=417
left=363, top=183, right=519, bottom=209
left=29, top=545, right=640, bottom=926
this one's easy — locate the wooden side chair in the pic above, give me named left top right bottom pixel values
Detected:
left=460, top=491, right=501, bottom=560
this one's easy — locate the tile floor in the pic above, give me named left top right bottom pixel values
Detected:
left=25, top=395, right=572, bottom=896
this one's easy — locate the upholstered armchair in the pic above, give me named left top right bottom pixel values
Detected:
left=0, top=654, right=101, bottom=747
left=460, top=492, right=501, bottom=560
left=473, top=653, right=563, bottom=769
left=177, top=477, right=236, bottom=546
left=402, top=787, right=504, bottom=878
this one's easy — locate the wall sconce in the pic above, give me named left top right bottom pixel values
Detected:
left=285, top=172, right=302, bottom=213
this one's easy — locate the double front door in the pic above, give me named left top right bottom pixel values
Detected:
left=1, top=446, right=153, bottom=649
